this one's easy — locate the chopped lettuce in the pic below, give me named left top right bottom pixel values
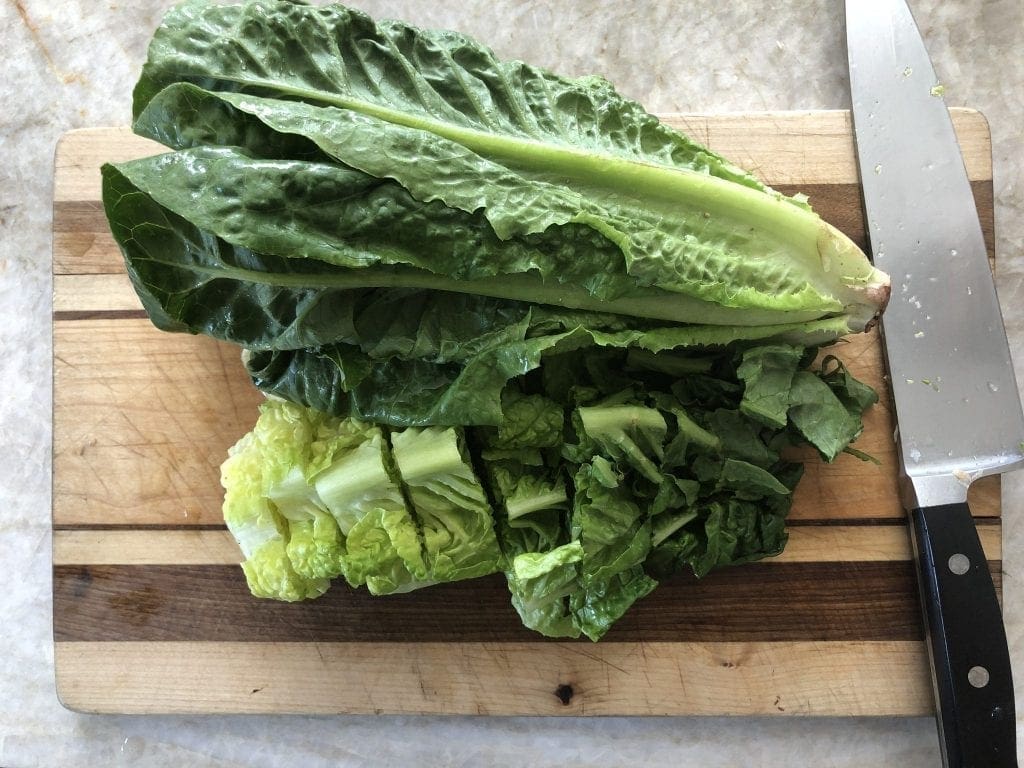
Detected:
left=569, top=460, right=658, bottom=640
left=220, top=401, right=340, bottom=601
left=313, top=427, right=430, bottom=594
left=487, top=458, right=578, bottom=637
left=222, top=336, right=876, bottom=638
left=390, top=426, right=503, bottom=583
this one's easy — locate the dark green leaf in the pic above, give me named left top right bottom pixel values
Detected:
left=787, top=371, right=865, bottom=461
left=737, top=344, right=804, bottom=428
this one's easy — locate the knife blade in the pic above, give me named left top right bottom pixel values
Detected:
left=845, top=1, right=1024, bottom=765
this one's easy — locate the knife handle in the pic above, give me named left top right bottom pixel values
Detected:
left=911, top=502, right=1017, bottom=767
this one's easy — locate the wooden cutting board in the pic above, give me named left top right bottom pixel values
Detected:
left=52, top=110, right=1003, bottom=715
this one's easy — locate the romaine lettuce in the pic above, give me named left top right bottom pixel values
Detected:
left=106, top=0, right=887, bottom=352
left=109, top=1, right=888, bottom=640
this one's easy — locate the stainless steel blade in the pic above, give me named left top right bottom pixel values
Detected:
left=846, top=0, right=1024, bottom=508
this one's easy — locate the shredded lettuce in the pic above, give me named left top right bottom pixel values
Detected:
left=221, top=335, right=877, bottom=638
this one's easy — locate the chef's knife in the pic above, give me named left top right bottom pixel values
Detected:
left=845, top=1, right=1023, bottom=765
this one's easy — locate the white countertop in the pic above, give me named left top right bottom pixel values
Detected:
left=3, top=1, right=1022, bottom=765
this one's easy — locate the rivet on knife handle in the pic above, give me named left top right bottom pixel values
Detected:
left=911, top=502, right=1016, bottom=767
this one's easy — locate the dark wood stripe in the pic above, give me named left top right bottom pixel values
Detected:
left=773, top=181, right=994, bottom=259
left=787, top=518, right=905, bottom=527
left=787, top=517, right=1003, bottom=527
left=51, top=561, right=1000, bottom=643
left=52, top=517, right=1003, bottom=531
left=52, top=523, right=230, bottom=532
left=53, top=182, right=994, bottom=268
left=54, top=309, right=150, bottom=322
left=52, top=200, right=106, bottom=231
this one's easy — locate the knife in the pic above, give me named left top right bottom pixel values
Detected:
left=844, top=1, right=1023, bottom=765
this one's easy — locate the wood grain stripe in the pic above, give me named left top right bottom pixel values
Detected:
left=676, top=109, right=993, bottom=185
left=50, top=525, right=1003, bottom=566
left=50, top=561, right=1001, bottom=643
left=53, top=318, right=262, bottom=528
left=49, top=178, right=995, bottom=279
left=53, top=273, right=142, bottom=313
left=53, top=309, right=150, bottom=322
left=51, top=316, right=1002, bottom=526
left=54, top=640, right=934, bottom=715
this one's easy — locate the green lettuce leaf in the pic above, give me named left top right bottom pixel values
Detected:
left=489, top=461, right=579, bottom=639
left=221, top=399, right=437, bottom=598
left=574, top=405, right=668, bottom=483
left=568, top=460, right=658, bottom=640
left=507, top=542, right=585, bottom=638
left=787, top=371, right=867, bottom=461
left=311, top=426, right=430, bottom=594
left=123, top=0, right=887, bottom=331
left=390, top=426, right=502, bottom=582
left=737, top=344, right=805, bottom=428
left=220, top=399, right=341, bottom=600
left=241, top=314, right=860, bottom=427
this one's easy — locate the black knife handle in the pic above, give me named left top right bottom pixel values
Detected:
left=911, top=502, right=1017, bottom=767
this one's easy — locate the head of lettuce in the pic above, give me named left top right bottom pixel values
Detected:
left=103, top=0, right=888, bottom=640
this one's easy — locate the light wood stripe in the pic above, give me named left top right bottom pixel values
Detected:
left=53, top=318, right=262, bottom=527
left=51, top=317, right=1002, bottom=525
left=53, top=110, right=991, bottom=203
left=53, top=273, right=142, bottom=313
left=50, top=524, right=1002, bottom=566
left=54, top=640, right=934, bottom=715
left=54, top=128, right=165, bottom=203
left=678, top=109, right=993, bottom=186
left=54, top=529, right=240, bottom=565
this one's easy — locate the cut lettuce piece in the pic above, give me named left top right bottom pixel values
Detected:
left=220, top=400, right=339, bottom=600
left=575, top=405, right=667, bottom=483
left=787, top=371, right=867, bottom=461
left=572, top=460, right=653, bottom=586
left=314, top=431, right=397, bottom=535
left=569, top=461, right=658, bottom=640
left=506, top=542, right=584, bottom=640
left=570, top=568, right=658, bottom=642
left=483, top=392, right=565, bottom=452
left=343, top=506, right=434, bottom=595
left=265, top=465, right=344, bottom=581
left=221, top=399, right=431, bottom=598
left=737, top=344, right=805, bottom=428
left=487, top=459, right=578, bottom=638
left=488, top=461, right=569, bottom=523
left=313, top=427, right=431, bottom=594
left=390, top=426, right=502, bottom=582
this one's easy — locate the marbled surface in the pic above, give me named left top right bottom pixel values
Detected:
left=3, top=1, right=1022, bottom=765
